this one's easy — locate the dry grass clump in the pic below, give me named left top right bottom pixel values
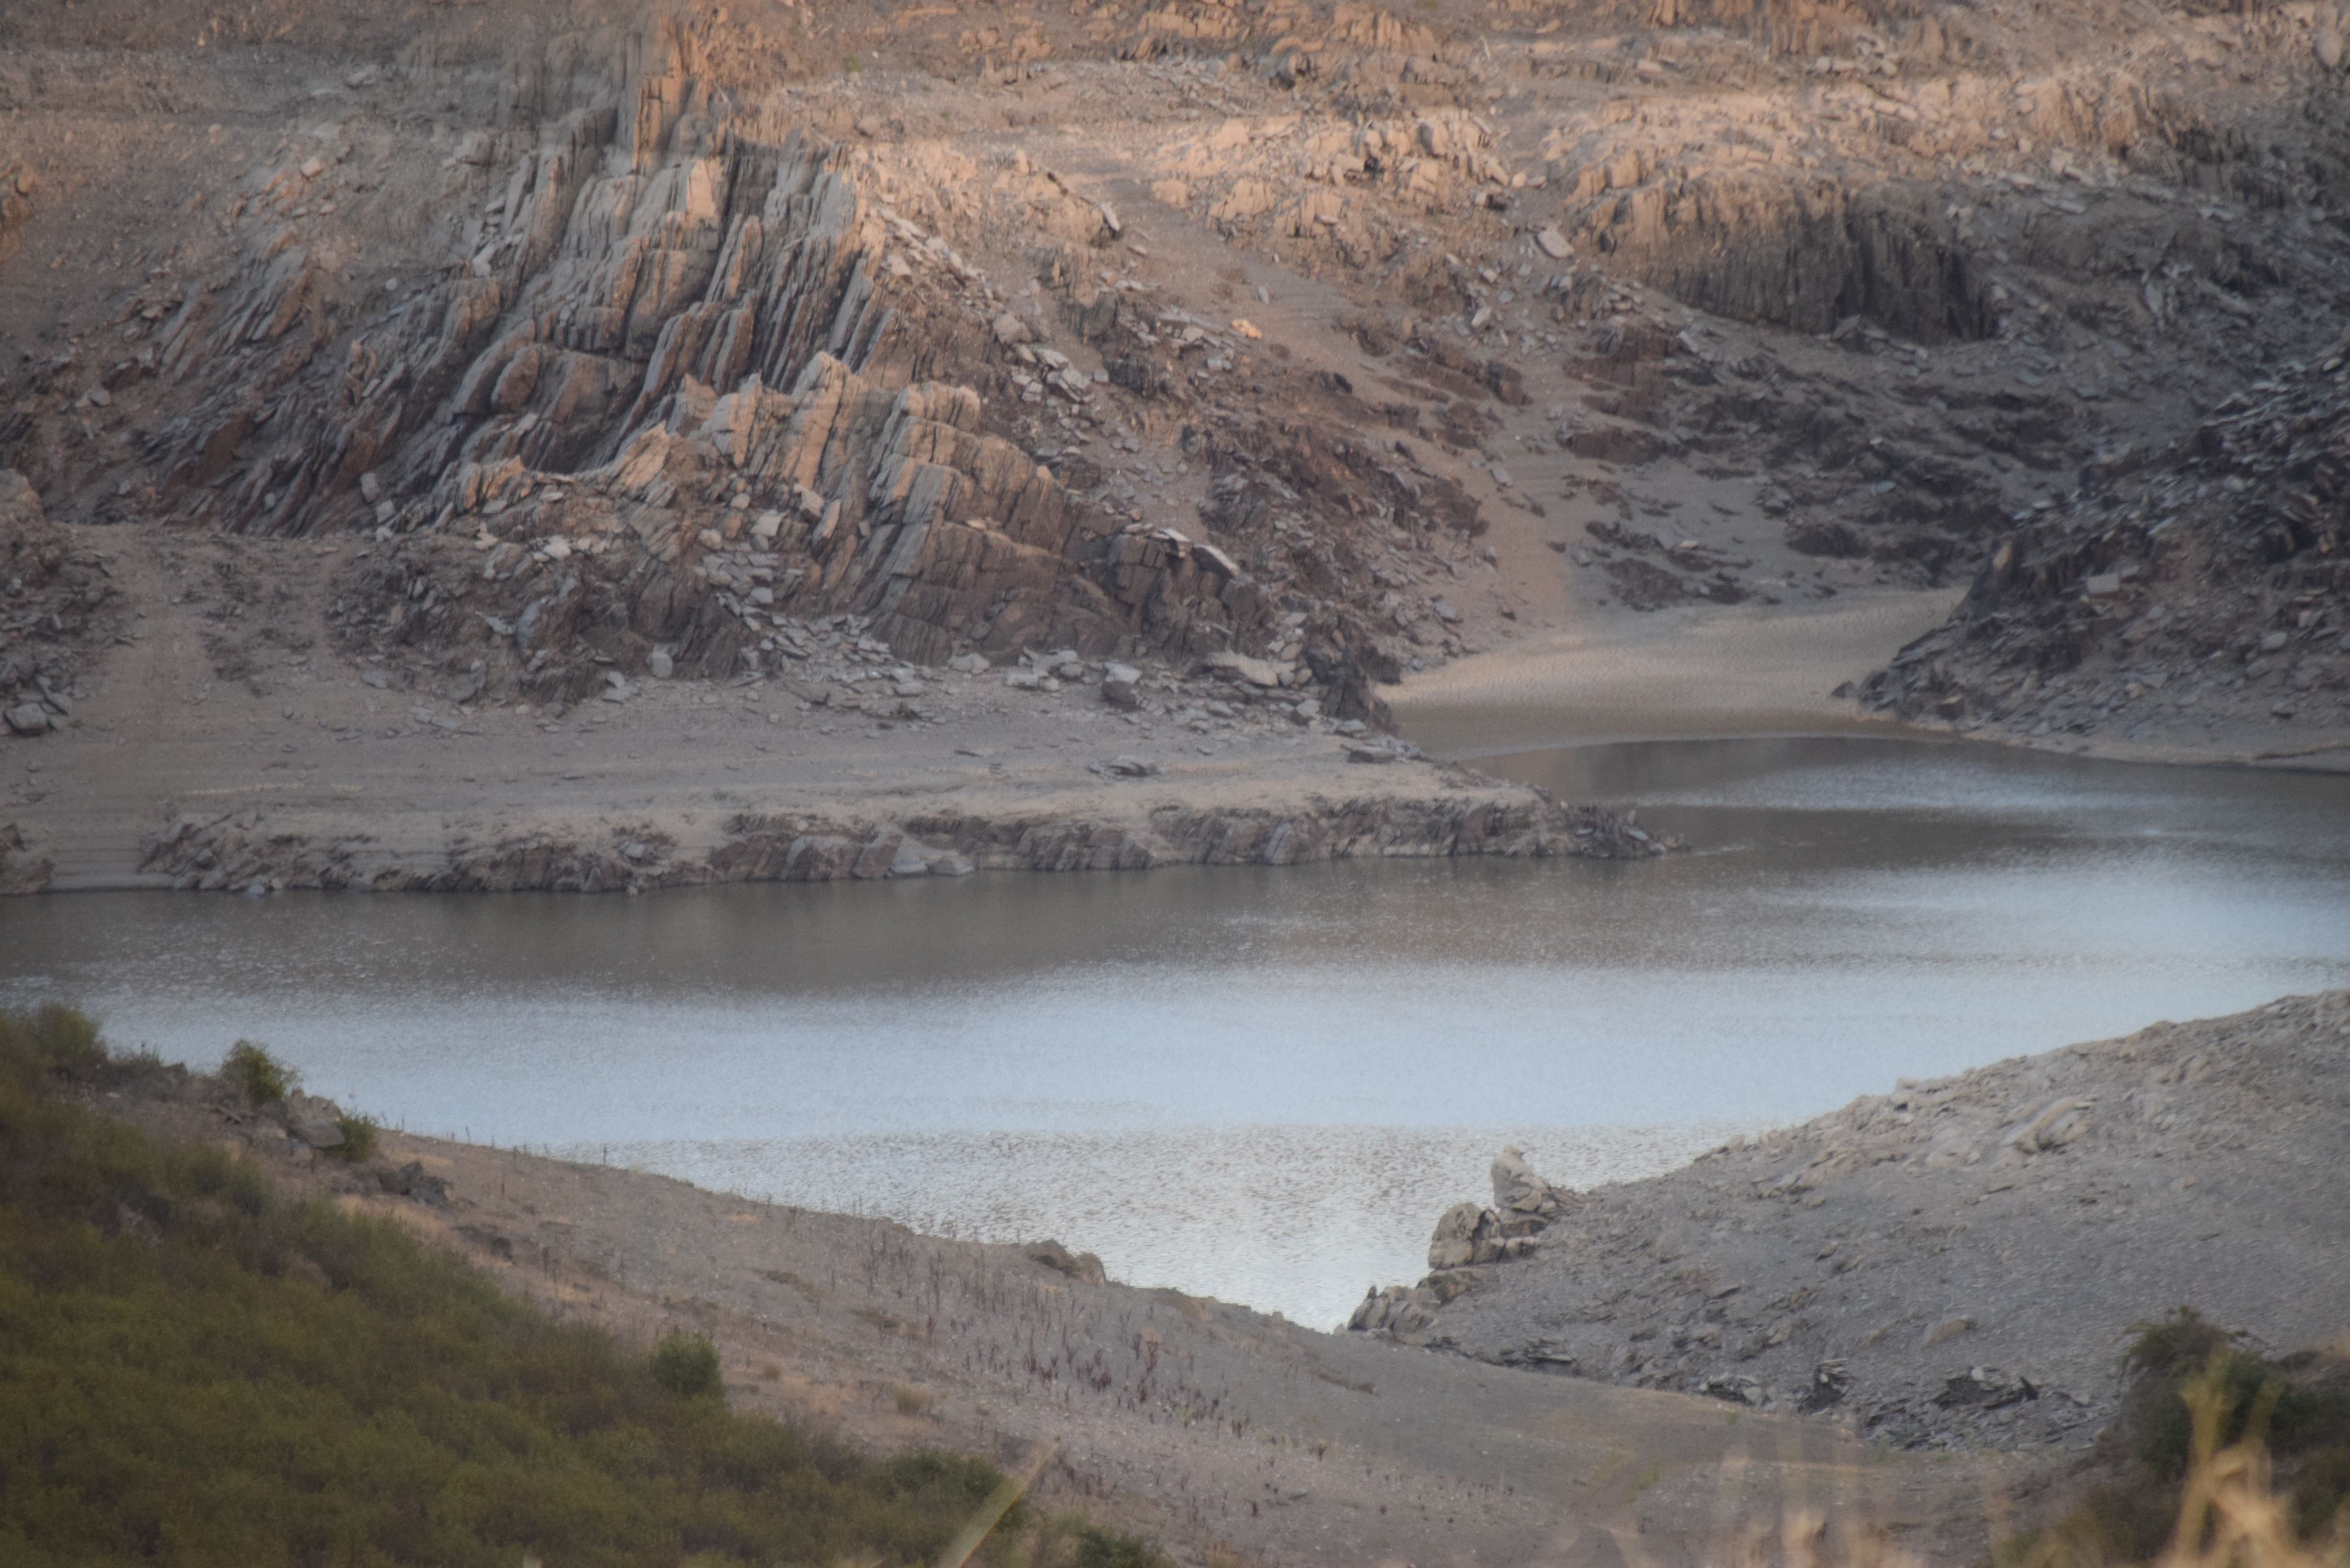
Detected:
left=2002, top=1311, right=2350, bottom=1568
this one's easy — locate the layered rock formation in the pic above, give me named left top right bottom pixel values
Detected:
left=10, top=0, right=2350, bottom=768
left=1, top=19, right=1484, bottom=721
left=130, top=784, right=1669, bottom=895
left=126, top=62, right=1159, bottom=705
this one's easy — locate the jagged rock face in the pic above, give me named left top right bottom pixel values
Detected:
left=329, top=330, right=1255, bottom=701
left=1860, top=336, right=2350, bottom=738
left=108, top=32, right=1283, bottom=694
left=153, top=83, right=1103, bottom=679
left=1128, top=0, right=2350, bottom=366
left=1583, top=174, right=1989, bottom=343
left=99, top=29, right=1393, bottom=699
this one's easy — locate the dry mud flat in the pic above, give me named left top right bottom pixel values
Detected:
left=1355, top=991, right=2350, bottom=1458
left=0, top=518, right=1670, bottom=895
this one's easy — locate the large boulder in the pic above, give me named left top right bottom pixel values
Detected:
left=0, top=823, right=54, bottom=895
left=1100, top=662, right=1143, bottom=708
left=1491, top=1145, right=1565, bottom=1216
left=1427, top=1201, right=1484, bottom=1270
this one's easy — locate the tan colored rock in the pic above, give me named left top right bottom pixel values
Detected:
left=1427, top=1202, right=1484, bottom=1270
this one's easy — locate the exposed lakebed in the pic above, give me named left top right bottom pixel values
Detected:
left=5, top=736, right=2346, bottom=1329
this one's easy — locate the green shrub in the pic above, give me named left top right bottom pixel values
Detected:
left=27, top=1002, right=105, bottom=1081
left=2122, top=1307, right=2241, bottom=1383
left=220, top=1039, right=295, bottom=1105
left=2131, top=1348, right=2281, bottom=1478
left=651, top=1329, right=723, bottom=1398
left=330, top=1113, right=379, bottom=1163
left=1022, top=1514, right=1169, bottom=1568
left=0, top=1002, right=107, bottom=1086
left=1070, top=1523, right=1169, bottom=1568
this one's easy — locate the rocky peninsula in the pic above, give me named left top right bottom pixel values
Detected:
left=1354, top=990, right=2350, bottom=1456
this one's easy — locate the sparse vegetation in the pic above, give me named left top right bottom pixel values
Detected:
left=329, top=1112, right=378, bottom=1163
left=1027, top=1514, right=1169, bottom=1568
left=0, top=1008, right=1032, bottom=1567
left=2002, top=1310, right=2350, bottom=1565
left=1067, top=1525, right=1170, bottom=1568
left=651, top=1329, right=723, bottom=1399
left=15, top=1001, right=106, bottom=1082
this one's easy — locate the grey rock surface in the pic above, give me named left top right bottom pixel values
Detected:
left=1358, top=991, right=2350, bottom=1452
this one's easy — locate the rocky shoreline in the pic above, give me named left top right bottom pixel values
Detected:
left=87, top=777, right=1669, bottom=897
left=1353, top=991, right=2350, bottom=1453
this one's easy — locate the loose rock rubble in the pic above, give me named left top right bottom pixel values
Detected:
left=1355, top=991, right=2350, bottom=1451
left=131, top=771, right=1668, bottom=894
left=0, top=470, right=119, bottom=737
left=1861, top=336, right=2350, bottom=755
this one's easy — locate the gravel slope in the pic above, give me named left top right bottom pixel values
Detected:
left=1357, top=990, right=2350, bottom=1452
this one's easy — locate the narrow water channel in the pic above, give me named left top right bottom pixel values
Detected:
left=5, top=736, right=2345, bottom=1328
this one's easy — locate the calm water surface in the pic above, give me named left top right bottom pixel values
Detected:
left=4, top=735, right=2346, bottom=1328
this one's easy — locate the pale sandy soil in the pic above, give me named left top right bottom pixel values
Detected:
left=1388, top=589, right=1963, bottom=756
left=114, top=1081, right=2013, bottom=1568
left=1393, top=574, right=2350, bottom=773
left=4, top=526, right=1593, bottom=890
left=8, top=528, right=2312, bottom=897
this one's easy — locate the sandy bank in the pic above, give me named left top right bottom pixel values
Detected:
left=107, top=1078, right=2002, bottom=1568
left=0, top=527, right=1685, bottom=895
left=1388, top=590, right=1963, bottom=757
left=1390, top=586, right=2350, bottom=775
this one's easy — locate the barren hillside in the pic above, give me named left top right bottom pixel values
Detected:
left=1355, top=990, right=2350, bottom=1455
left=5, top=0, right=2349, bottom=822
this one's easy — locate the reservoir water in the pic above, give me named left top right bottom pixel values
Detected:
left=4, top=735, right=2346, bottom=1329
